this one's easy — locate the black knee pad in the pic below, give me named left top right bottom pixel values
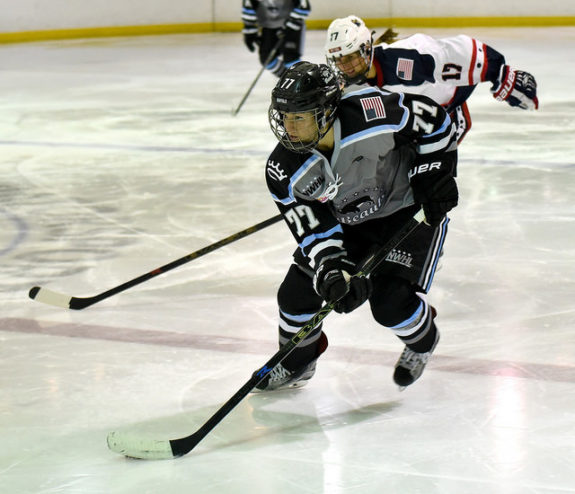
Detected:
left=278, top=264, right=322, bottom=315
left=369, top=276, right=421, bottom=327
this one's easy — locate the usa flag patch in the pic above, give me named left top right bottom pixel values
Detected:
left=397, top=58, right=414, bottom=80
left=360, top=96, right=386, bottom=121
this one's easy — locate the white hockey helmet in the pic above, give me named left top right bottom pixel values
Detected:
left=324, top=15, right=373, bottom=84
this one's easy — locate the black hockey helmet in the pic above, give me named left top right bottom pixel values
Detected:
left=269, top=61, right=342, bottom=153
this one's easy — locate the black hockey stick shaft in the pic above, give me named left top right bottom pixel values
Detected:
left=106, top=209, right=424, bottom=459
left=29, top=214, right=283, bottom=310
left=170, top=303, right=334, bottom=456
left=232, top=35, right=284, bottom=116
left=166, top=208, right=425, bottom=457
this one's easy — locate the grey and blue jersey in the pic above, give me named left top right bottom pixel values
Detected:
left=242, top=0, right=310, bottom=30
left=265, top=86, right=456, bottom=270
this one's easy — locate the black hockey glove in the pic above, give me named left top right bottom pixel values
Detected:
left=412, top=174, right=458, bottom=227
left=410, top=152, right=458, bottom=227
left=242, top=28, right=260, bottom=53
left=491, top=65, right=539, bottom=110
left=281, top=15, right=302, bottom=61
left=313, top=258, right=372, bottom=314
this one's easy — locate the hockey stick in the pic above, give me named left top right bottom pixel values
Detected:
left=106, top=208, right=426, bottom=460
left=232, top=34, right=284, bottom=116
left=28, top=214, right=283, bottom=310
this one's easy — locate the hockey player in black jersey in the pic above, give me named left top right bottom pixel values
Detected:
left=324, top=16, right=539, bottom=143
left=256, top=61, right=458, bottom=391
left=242, top=0, right=310, bottom=77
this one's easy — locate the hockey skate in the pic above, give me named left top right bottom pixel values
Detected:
left=393, top=331, right=440, bottom=390
left=253, top=332, right=328, bottom=392
left=254, top=361, right=318, bottom=391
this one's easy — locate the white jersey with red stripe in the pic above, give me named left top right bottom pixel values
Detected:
left=367, top=34, right=505, bottom=112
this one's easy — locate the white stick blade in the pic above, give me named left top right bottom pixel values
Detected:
left=414, top=209, right=426, bottom=223
left=29, top=287, right=72, bottom=309
left=107, top=431, right=174, bottom=460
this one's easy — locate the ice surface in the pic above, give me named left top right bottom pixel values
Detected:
left=0, top=27, right=574, bottom=494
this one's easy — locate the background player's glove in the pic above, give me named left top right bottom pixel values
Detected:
left=313, top=258, right=372, bottom=314
left=242, top=27, right=260, bottom=53
left=412, top=174, right=458, bottom=227
left=491, top=65, right=539, bottom=110
left=282, top=14, right=303, bottom=61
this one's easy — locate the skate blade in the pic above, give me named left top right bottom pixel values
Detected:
left=252, top=380, right=310, bottom=393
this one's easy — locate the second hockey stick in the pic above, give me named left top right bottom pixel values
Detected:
left=232, top=35, right=284, bottom=116
left=106, top=208, right=425, bottom=460
left=28, top=214, right=283, bottom=310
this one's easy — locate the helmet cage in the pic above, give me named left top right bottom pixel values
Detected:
left=269, top=107, right=331, bottom=153
left=269, top=62, right=341, bottom=154
left=325, top=16, right=373, bottom=85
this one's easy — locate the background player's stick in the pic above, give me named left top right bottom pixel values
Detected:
left=28, top=214, right=283, bottom=310
left=106, top=208, right=426, bottom=460
left=232, top=35, right=284, bottom=116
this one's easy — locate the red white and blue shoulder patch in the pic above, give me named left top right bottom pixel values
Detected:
left=396, top=58, right=414, bottom=80
left=360, top=96, right=387, bottom=121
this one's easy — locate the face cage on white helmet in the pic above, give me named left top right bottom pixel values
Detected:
left=268, top=106, right=334, bottom=154
left=325, top=18, right=374, bottom=85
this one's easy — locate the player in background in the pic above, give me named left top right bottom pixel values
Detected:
left=256, top=62, right=458, bottom=391
left=242, top=0, right=311, bottom=78
left=324, top=16, right=539, bottom=143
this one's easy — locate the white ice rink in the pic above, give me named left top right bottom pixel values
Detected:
left=1, top=26, right=574, bottom=493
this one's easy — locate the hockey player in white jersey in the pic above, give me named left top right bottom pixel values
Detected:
left=242, top=0, right=311, bottom=77
left=324, top=16, right=539, bottom=143
left=256, top=62, right=458, bottom=391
